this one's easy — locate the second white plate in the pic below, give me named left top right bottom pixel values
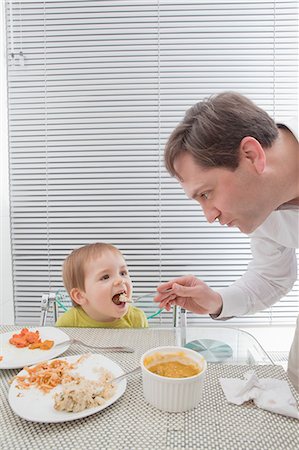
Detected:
left=9, top=353, right=127, bottom=423
left=0, top=327, right=71, bottom=369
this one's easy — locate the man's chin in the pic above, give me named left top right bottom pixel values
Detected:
left=238, top=221, right=261, bottom=235
left=237, top=225, right=251, bottom=234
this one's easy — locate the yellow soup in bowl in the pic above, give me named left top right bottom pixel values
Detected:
left=144, top=351, right=201, bottom=378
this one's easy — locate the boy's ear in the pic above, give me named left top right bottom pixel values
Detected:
left=70, top=288, right=87, bottom=306
left=239, top=136, right=266, bottom=174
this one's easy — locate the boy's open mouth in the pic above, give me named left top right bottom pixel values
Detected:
left=112, top=292, right=131, bottom=306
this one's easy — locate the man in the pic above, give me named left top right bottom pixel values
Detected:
left=154, top=92, right=299, bottom=391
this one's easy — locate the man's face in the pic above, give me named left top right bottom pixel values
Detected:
left=173, top=152, right=272, bottom=234
left=80, top=251, right=133, bottom=322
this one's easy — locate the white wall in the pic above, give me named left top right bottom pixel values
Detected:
left=0, top=1, right=14, bottom=325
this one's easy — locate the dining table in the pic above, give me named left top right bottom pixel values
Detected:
left=0, top=325, right=298, bottom=450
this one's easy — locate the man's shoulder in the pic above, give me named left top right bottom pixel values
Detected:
left=251, top=210, right=299, bottom=247
left=260, top=209, right=298, bottom=229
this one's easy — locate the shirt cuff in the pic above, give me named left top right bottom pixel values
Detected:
left=210, top=285, right=249, bottom=320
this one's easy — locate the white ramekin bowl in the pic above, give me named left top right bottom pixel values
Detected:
left=141, top=346, right=207, bottom=412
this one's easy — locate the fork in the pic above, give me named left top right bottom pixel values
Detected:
left=55, top=338, right=134, bottom=353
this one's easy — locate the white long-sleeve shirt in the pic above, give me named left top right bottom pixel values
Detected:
left=216, top=207, right=299, bottom=391
left=217, top=208, right=298, bottom=319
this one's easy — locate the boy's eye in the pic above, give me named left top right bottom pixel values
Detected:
left=101, top=274, right=109, bottom=280
left=120, top=270, right=128, bottom=276
left=200, top=192, right=209, bottom=200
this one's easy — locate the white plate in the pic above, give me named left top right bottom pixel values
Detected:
left=0, top=327, right=71, bottom=369
left=9, top=353, right=126, bottom=423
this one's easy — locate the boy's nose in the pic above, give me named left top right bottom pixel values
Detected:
left=114, top=278, right=124, bottom=286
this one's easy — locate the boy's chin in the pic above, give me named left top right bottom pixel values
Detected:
left=113, top=303, right=129, bottom=319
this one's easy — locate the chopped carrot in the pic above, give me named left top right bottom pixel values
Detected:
left=28, top=340, right=54, bottom=350
left=39, top=340, right=54, bottom=350
left=26, top=331, right=40, bottom=344
left=27, top=341, right=42, bottom=350
left=9, top=328, right=54, bottom=350
left=14, top=359, right=79, bottom=393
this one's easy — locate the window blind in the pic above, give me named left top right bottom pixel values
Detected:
left=6, top=0, right=298, bottom=326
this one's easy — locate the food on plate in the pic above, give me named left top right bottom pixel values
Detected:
left=54, top=369, right=115, bottom=413
left=13, top=353, right=116, bottom=413
left=13, top=358, right=85, bottom=393
left=28, top=340, right=54, bottom=350
left=9, top=328, right=40, bottom=348
left=144, top=351, right=201, bottom=378
left=9, top=328, right=54, bottom=350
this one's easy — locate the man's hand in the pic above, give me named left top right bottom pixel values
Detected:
left=154, top=275, right=223, bottom=316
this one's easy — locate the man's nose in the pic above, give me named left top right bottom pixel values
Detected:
left=202, top=204, right=220, bottom=223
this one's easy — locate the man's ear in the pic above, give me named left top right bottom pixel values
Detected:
left=70, top=288, right=87, bottom=306
left=239, top=136, right=266, bottom=174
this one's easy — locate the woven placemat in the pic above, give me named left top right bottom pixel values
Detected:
left=1, top=326, right=298, bottom=450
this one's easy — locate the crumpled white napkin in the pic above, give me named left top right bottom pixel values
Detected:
left=220, top=370, right=299, bottom=419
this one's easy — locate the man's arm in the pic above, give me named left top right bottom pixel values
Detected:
left=215, top=232, right=297, bottom=319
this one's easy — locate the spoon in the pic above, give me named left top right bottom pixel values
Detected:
left=54, top=338, right=134, bottom=353
left=110, top=366, right=141, bottom=385
left=96, top=367, right=141, bottom=394
left=112, top=290, right=172, bottom=306
left=112, top=292, right=169, bottom=320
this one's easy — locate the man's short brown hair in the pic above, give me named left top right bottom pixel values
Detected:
left=62, top=243, right=122, bottom=304
left=164, top=91, right=279, bottom=177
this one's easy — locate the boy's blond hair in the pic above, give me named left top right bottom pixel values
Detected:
left=62, top=243, right=123, bottom=304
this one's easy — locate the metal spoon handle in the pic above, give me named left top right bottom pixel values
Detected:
left=112, top=366, right=141, bottom=384
left=55, top=339, right=134, bottom=353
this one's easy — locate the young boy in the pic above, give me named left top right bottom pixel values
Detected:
left=56, top=242, right=148, bottom=328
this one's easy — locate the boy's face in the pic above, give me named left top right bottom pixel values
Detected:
left=73, top=250, right=133, bottom=322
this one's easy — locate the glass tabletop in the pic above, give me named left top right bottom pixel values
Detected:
left=175, top=326, right=274, bottom=365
